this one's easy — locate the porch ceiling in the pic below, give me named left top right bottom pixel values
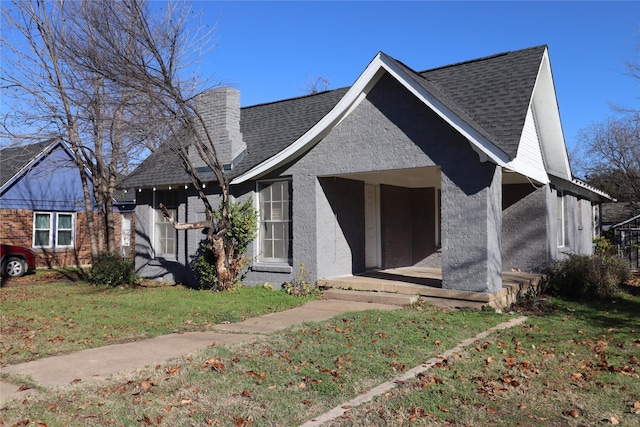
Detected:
left=328, top=166, right=441, bottom=188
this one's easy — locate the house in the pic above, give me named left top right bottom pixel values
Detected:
left=121, top=45, right=611, bottom=293
left=0, top=139, right=135, bottom=268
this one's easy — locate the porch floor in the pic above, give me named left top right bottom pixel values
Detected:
left=318, top=267, right=542, bottom=309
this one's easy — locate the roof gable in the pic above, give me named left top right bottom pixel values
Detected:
left=232, top=48, right=548, bottom=184
left=124, top=46, right=571, bottom=189
left=0, top=139, right=69, bottom=192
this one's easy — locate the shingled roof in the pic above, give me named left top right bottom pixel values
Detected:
left=122, top=45, right=547, bottom=189
left=0, top=139, right=60, bottom=189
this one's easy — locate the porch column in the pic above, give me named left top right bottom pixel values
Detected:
left=441, top=163, right=502, bottom=293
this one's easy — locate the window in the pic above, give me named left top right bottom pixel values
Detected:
left=33, top=212, right=75, bottom=248
left=557, top=191, right=566, bottom=247
left=258, top=180, right=292, bottom=263
left=154, top=191, right=177, bottom=259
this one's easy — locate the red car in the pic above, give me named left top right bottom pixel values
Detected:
left=1, top=244, right=36, bottom=278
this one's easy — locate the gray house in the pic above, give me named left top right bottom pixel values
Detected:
left=122, top=45, right=610, bottom=294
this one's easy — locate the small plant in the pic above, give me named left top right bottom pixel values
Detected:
left=282, top=263, right=319, bottom=297
left=544, top=253, right=630, bottom=300
left=593, top=236, right=614, bottom=255
left=90, top=253, right=136, bottom=287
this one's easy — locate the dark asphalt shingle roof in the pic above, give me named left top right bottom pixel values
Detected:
left=121, top=45, right=546, bottom=189
left=0, top=139, right=58, bottom=188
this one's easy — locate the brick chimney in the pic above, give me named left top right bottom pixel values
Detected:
left=192, top=87, right=246, bottom=170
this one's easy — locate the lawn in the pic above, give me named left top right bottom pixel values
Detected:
left=0, top=280, right=316, bottom=366
left=1, top=282, right=638, bottom=426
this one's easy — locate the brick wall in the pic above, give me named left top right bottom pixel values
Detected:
left=0, top=208, right=131, bottom=268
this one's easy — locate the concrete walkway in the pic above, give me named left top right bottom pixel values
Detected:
left=0, top=298, right=400, bottom=403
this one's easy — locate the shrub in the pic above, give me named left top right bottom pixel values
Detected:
left=544, top=253, right=630, bottom=300
left=90, top=253, right=136, bottom=287
left=282, top=263, right=319, bottom=297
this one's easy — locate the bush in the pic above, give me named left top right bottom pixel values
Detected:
left=90, top=253, right=136, bottom=287
left=544, top=253, right=630, bottom=300
left=282, top=263, right=319, bottom=297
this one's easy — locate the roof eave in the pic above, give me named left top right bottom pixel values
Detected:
left=231, top=53, right=510, bottom=185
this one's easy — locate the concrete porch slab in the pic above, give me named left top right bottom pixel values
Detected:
left=318, top=267, right=542, bottom=309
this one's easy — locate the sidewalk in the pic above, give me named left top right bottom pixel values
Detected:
left=0, top=298, right=400, bottom=403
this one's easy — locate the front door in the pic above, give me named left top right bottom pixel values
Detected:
left=365, top=184, right=380, bottom=268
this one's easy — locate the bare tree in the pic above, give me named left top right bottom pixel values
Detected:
left=69, top=0, right=248, bottom=289
left=304, top=74, right=331, bottom=94
left=1, top=0, right=170, bottom=259
left=576, top=114, right=640, bottom=201
left=2, top=0, right=103, bottom=259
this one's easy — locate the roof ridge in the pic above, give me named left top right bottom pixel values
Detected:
left=242, top=86, right=350, bottom=110
left=417, top=44, right=547, bottom=74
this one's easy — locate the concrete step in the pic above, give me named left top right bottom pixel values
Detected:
left=322, top=289, right=418, bottom=306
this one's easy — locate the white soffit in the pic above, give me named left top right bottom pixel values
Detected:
left=531, top=49, right=572, bottom=181
left=231, top=53, right=511, bottom=184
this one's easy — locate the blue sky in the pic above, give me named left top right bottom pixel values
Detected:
left=187, top=0, right=639, bottom=153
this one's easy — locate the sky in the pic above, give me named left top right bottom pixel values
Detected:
left=184, top=0, right=639, bottom=154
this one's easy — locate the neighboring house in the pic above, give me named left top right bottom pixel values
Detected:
left=121, top=45, right=611, bottom=293
left=601, top=202, right=640, bottom=231
left=0, top=139, right=135, bottom=268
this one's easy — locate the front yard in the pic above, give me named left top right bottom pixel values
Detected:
left=1, top=278, right=638, bottom=426
left=0, top=279, right=315, bottom=366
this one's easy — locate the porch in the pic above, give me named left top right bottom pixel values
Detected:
left=318, top=267, right=542, bottom=310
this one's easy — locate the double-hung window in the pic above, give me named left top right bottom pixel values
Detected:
left=154, top=191, right=177, bottom=259
left=33, top=212, right=75, bottom=248
left=258, top=180, right=292, bottom=264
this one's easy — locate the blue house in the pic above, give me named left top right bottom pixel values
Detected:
left=1, top=139, right=134, bottom=268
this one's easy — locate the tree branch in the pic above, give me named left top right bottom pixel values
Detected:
left=159, top=202, right=211, bottom=230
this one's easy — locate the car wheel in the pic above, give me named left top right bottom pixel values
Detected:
left=3, top=257, right=27, bottom=277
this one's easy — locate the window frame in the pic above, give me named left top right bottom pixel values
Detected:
left=33, top=212, right=53, bottom=248
left=32, top=211, right=76, bottom=248
left=55, top=212, right=75, bottom=248
left=257, top=179, right=293, bottom=264
left=152, top=190, right=178, bottom=260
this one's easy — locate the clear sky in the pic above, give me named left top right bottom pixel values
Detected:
left=187, top=0, right=639, bottom=153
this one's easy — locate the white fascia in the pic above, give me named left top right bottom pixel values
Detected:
left=231, top=53, right=510, bottom=185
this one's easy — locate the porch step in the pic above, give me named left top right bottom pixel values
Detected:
left=322, top=289, right=418, bottom=306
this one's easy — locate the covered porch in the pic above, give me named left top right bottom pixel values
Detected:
left=318, top=267, right=542, bottom=309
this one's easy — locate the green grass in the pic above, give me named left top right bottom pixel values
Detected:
left=2, top=282, right=638, bottom=427
left=0, top=303, right=506, bottom=426
left=0, top=281, right=315, bottom=366
left=327, top=292, right=640, bottom=426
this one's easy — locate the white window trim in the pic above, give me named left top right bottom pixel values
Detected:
left=33, top=211, right=76, bottom=248
left=55, top=212, right=76, bottom=248
left=256, top=178, right=293, bottom=265
left=33, top=212, right=53, bottom=248
left=151, top=190, right=177, bottom=260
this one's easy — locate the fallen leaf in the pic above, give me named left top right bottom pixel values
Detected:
left=16, top=385, right=31, bottom=392
left=438, top=405, right=449, bottom=413
left=167, top=365, right=181, bottom=375
left=564, top=409, right=579, bottom=418
left=487, top=408, right=498, bottom=414
left=610, top=416, right=619, bottom=425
